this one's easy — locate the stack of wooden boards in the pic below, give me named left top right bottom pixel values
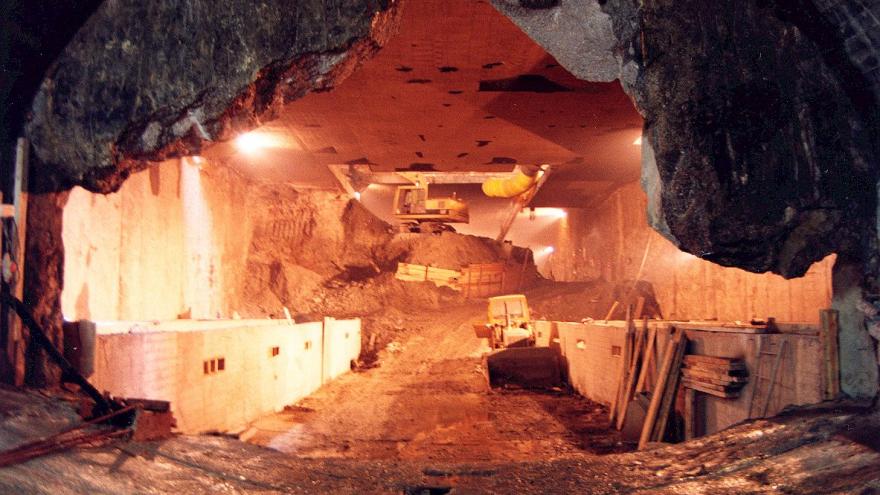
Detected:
left=395, top=261, right=532, bottom=297
left=395, top=262, right=461, bottom=290
left=681, top=355, right=749, bottom=398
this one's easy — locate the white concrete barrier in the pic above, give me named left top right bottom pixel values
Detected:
left=80, top=318, right=361, bottom=433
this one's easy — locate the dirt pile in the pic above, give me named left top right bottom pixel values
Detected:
left=527, top=279, right=662, bottom=322
left=235, top=183, right=538, bottom=363
left=389, top=232, right=525, bottom=270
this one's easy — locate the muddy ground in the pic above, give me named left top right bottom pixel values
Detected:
left=0, top=281, right=877, bottom=493
left=247, top=300, right=626, bottom=462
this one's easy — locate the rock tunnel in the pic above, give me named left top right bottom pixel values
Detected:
left=0, top=0, right=879, bottom=492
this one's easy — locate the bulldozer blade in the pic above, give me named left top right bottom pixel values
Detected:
left=484, top=347, right=562, bottom=389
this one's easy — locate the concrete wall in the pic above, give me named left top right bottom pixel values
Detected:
left=545, top=182, right=834, bottom=323
left=84, top=318, right=360, bottom=433
left=62, top=157, right=253, bottom=321
left=554, top=320, right=823, bottom=436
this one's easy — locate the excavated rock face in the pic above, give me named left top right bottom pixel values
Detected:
left=23, top=0, right=402, bottom=193
left=499, top=0, right=880, bottom=397
left=499, top=0, right=880, bottom=279
left=490, top=0, right=619, bottom=82
left=622, top=0, right=878, bottom=278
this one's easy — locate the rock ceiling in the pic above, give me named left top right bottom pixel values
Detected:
left=208, top=0, right=644, bottom=207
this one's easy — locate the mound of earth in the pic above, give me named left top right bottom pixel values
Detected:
left=234, top=183, right=537, bottom=364
left=388, top=231, right=532, bottom=270
left=527, top=279, right=663, bottom=323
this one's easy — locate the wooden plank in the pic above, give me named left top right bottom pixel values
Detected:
left=651, top=330, right=687, bottom=443
left=683, top=355, right=747, bottom=368
left=633, top=296, right=645, bottom=320
left=8, top=138, right=28, bottom=386
left=684, top=388, right=696, bottom=440
left=682, top=381, right=740, bottom=399
left=681, top=368, right=748, bottom=383
left=761, top=338, right=788, bottom=417
left=681, top=378, right=743, bottom=392
left=638, top=329, right=686, bottom=449
left=616, top=319, right=646, bottom=430
left=676, top=323, right=770, bottom=334
left=819, top=309, right=840, bottom=399
left=603, top=301, right=619, bottom=323
left=683, top=362, right=747, bottom=374
left=635, top=326, right=656, bottom=393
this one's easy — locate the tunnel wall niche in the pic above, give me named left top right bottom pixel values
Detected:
left=546, top=182, right=835, bottom=324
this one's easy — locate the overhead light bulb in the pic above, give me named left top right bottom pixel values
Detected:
left=235, top=131, right=276, bottom=154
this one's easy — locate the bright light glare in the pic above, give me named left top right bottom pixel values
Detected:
left=633, top=136, right=643, bottom=145
left=235, top=131, right=282, bottom=154
left=354, top=191, right=362, bottom=201
left=542, top=246, right=555, bottom=255
left=529, top=207, right=567, bottom=219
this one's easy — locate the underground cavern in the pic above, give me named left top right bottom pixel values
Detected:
left=0, top=0, right=879, bottom=493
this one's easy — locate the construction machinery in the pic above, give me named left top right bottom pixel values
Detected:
left=474, top=294, right=535, bottom=349
left=393, top=174, right=469, bottom=233
left=474, top=294, right=562, bottom=389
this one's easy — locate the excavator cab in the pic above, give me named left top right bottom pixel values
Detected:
left=393, top=182, right=469, bottom=233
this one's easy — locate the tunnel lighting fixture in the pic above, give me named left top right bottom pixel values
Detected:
left=528, top=207, right=567, bottom=219
left=633, top=136, right=643, bottom=146
left=235, top=131, right=278, bottom=154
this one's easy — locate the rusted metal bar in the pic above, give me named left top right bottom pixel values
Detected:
left=0, top=291, right=115, bottom=414
left=0, top=405, right=137, bottom=467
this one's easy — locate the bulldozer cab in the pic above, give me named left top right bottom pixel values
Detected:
left=488, top=294, right=530, bottom=327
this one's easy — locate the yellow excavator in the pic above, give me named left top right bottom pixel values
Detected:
left=392, top=174, right=469, bottom=233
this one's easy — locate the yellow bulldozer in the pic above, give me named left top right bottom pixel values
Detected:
left=474, top=294, right=561, bottom=389
left=474, top=294, right=535, bottom=349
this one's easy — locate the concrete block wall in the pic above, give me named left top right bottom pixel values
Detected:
left=534, top=320, right=554, bottom=348
left=556, top=322, right=627, bottom=405
left=322, top=317, right=362, bottom=384
left=85, top=318, right=359, bottom=433
left=554, top=320, right=824, bottom=436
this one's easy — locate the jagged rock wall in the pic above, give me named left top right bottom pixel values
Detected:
left=496, top=0, right=880, bottom=397
left=11, top=0, right=401, bottom=386
left=22, top=0, right=401, bottom=193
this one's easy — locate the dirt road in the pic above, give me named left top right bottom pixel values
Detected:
left=248, top=301, right=625, bottom=461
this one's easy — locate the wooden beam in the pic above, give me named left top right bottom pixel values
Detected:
left=635, top=326, right=656, bottom=393
left=639, top=328, right=687, bottom=449
left=651, top=329, right=687, bottom=444
left=819, top=309, right=840, bottom=399
left=327, top=164, right=358, bottom=198
left=617, top=318, right=646, bottom=430
left=684, top=388, right=696, bottom=440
